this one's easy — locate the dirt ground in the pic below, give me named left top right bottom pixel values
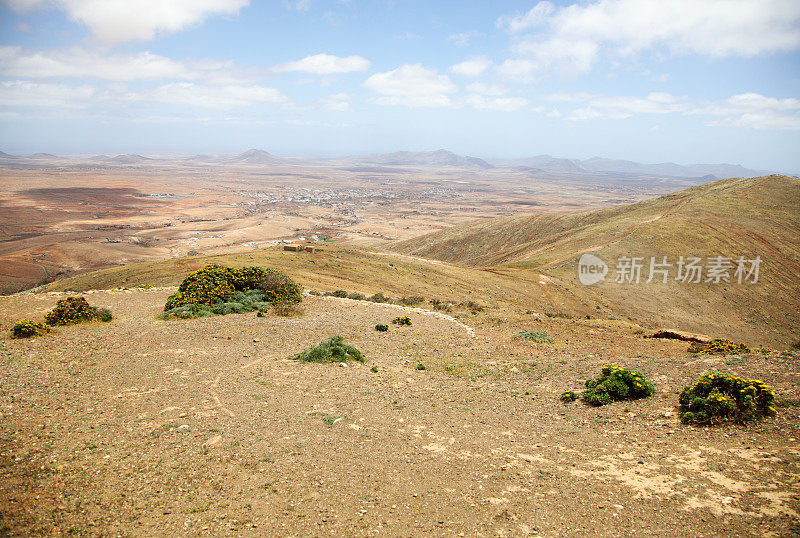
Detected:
left=0, top=289, right=798, bottom=536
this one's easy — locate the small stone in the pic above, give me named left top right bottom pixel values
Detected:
left=203, top=435, right=223, bottom=448
left=613, top=504, right=624, bottom=510
left=338, top=362, right=348, bottom=368
left=179, top=413, right=187, bottom=418
left=178, top=424, right=190, bottom=431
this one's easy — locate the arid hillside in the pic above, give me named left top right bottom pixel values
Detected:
left=1, top=262, right=799, bottom=536
left=392, top=175, right=800, bottom=347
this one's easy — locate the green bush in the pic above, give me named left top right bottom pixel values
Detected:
left=160, top=289, right=270, bottom=320
left=375, top=323, right=389, bottom=332
left=291, top=335, right=365, bottom=363
left=44, top=297, right=110, bottom=325
left=416, top=363, right=426, bottom=371
left=399, top=296, right=424, bottom=306
left=560, top=390, right=577, bottom=403
left=347, top=292, right=366, bottom=301
left=514, top=330, right=554, bottom=343
left=11, top=319, right=50, bottom=338
left=330, top=290, right=348, bottom=298
left=679, top=372, right=776, bottom=425
left=582, top=365, right=654, bottom=406
left=392, top=316, right=412, bottom=326
left=157, top=303, right=215, bottom=320
left=368, top=292, right=393, bottom=304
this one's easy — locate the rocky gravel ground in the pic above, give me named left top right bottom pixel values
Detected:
left=1, top=289, right=798, bottom=536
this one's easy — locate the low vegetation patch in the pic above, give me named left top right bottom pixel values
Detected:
left=162, top=264, right=300, bottom=318
left=582, top=365, right=655, bottom=406
left=375, top=323, right=389, bottom=332
left=689, top=338, right=749, bottom=355
left=679, top=372, right=776, bottom=425
left=11, top=320, right=50, bottom=338
left=392, top=316, right=412, bottom=326
left=45, top=297, right=112, bottom=325
left=160, top=289, right=270, bottom=320
left=560, top=390, right=578, bottom=403
left=514, top=330, right=554, bottom=343
left=291, top=335, right=365, bottom=364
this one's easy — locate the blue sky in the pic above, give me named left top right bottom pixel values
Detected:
left=0, top=0, right=798, bottom=171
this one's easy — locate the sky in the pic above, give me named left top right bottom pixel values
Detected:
left=0, top=0, right=798, bottom=171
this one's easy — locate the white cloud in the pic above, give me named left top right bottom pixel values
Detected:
left=554, top=92, right=690, bottom=121
left=0, top=46, right=197, bottom=81
left=447, top=30, right=481, bottom=47
left=497, top=0, right=800, bottom=77
left=696, top=93, right=800, bottom=130
left=364, top=63, right=456, bottom=108
left=0, top=79, right=95, bottom=108
left=542, top=90, right=800, bottom=130
left=273, top=53, right=370, bottom=75
left=147, top=82, right=287, bottom=109
left=318, top=92, right=350, bottom=111
left=466, top=82, right=508, bottom=96
left=463, top=94, right=528, bottom=112
left=3, top=0, right=249, bottom=45
left=450, top=56, right=492, bottom=77
left=497, top=2, right=554, bottom=33
left=496, top=59, right=540, bottom=83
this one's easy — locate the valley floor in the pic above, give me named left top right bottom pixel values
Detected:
left=0, top=289, right=798, bottom=536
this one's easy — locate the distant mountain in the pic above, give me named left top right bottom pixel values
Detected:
left=352, top=149, right=493, bottom=169
left=0, top=151, right=16, bottom=158
left=85, top=154, right=156, bottom=165
left=491, top=155, right=769, bottom=179
left=29, top=153, right=58, bottom=159
left=579, top=157, right=768, bottom=178
left=226, top=149, right=284, bottom=165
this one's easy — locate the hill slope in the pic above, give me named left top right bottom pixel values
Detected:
left=391, top=175, right=800, bottom=345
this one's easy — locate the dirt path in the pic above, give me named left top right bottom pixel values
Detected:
left=0, top=289, right=798, bottom=536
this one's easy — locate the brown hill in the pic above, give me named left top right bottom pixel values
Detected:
left=391, top=175, right=800, bottom=346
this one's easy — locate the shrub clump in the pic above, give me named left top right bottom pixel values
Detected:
left=258, top=270, right=302, bottom=305
left=560, top=390, right=578, bottom=403
left=163, top=264, right=300, bottom=314
left=514, top=330, right=554, bottom=343
left=375, top=323, right=389, bottom=332
left=291, top=335, right=365, bottom=364
left=582, top=365, right=655, bottom=406
left=11, top=320, right=50, bottom=338
left=392, top=316, right=412, bottom=326
left=160, top=289, right=270, bottom=320
left=679, top=372, right=776, bottom=425
left=44, top=297, right=111, bottom=326
left=689, top=338, right=750, bottom=355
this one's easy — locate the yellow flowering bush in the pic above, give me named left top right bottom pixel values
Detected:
left=163, top=264, right=301, bottom=312
left=44, top=297, right=112, bottom=325
left=581, top=365, right=655, bottom=406
left=679, top=372, right=776, bottom=424
left=11, top=319, right=49, bottom=338
left=392, top=316, right=412, bottom=326
left=690, top=338, right=749, bottom=355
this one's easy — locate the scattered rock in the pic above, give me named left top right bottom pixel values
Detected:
left=202, top=435, right=223, bottom=449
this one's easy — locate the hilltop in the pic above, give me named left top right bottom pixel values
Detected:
left=1, top=251, right=799, bottom=535
left=392, top=175, right=800, bottom=347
